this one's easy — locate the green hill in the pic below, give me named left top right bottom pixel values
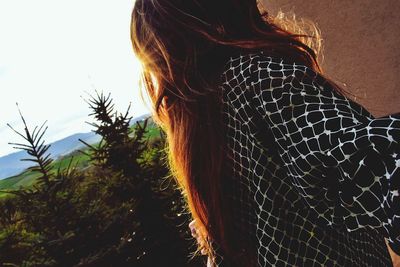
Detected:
left=0, top=150, right=91, bottom=197
left=0, top=119, right=160, bottom=197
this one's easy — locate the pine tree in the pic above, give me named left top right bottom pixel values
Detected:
left=0, top=96, right=203, bottom=267
left=78, top=92, right=202, bottom=266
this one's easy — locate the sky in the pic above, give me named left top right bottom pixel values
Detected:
left=0, top=0, right=150, bottom=157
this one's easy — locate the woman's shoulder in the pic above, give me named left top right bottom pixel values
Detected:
left=219, top=50, right=331, bottom=103
left=220, top=51, right=322, bottom=91
left=219, top=50, right=375, bottom=123
left=222, top=51, right=310, bottom=76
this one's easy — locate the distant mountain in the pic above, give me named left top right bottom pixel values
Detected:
left=0, top=132, right=100, bottom=180
left=0, top=114, right=150, bottom=180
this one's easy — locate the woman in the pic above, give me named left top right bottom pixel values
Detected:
left=130, top=0, right=400, bottom=266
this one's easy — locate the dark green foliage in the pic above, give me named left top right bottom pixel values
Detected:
left=7, top=105, right=54, bottom=189
left=0, top=95, right=203, bottom=267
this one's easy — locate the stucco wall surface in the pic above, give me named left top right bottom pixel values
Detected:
left=266, top=0, right=400, bottom=117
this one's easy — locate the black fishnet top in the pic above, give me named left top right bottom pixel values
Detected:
left=213, top=51, right=400, bottom=266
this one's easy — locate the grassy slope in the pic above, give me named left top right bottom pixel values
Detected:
left=0, top=151, right=91, bottom=198
left=0, top=120, right=160, bottom=196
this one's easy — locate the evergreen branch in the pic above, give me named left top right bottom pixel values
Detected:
left=79, top=138, right=98, bottom=151
left=33, top=126, right=49, bottom=148
left=31, top=121, right=47, bottom=143
left=7, top=123, right=29, bottom=142
left=7, top=142, right=32, bottom=150
left=7, top=104, right=54, bottom=187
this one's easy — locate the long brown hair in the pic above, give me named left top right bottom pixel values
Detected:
left=131, top=1, right=324, bottom=265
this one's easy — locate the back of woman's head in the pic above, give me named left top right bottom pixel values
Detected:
left=131, top=0, right=321, bottom=104
left=131, top=1, right=322, bottom=266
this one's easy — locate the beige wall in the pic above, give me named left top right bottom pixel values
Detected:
left=266, top=0, right=400, bottom=117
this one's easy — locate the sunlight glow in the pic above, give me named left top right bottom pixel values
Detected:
left=0, top=0, right=150, bottom=156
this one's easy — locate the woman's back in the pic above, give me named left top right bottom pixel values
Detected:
left=130, top=0, right=400, bottom=265
left=218, top=51, right=398, bottom=266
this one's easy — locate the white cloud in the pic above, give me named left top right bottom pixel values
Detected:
left=0, top=0, right=151, bottom=156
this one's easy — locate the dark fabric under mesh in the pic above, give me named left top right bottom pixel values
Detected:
left=210, top=51, right=400, bottom=266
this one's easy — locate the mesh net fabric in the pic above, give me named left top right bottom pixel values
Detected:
left=210, top=51, right=400, bottom=266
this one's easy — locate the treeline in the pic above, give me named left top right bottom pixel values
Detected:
left=0, top=93, right=203, bottom=267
